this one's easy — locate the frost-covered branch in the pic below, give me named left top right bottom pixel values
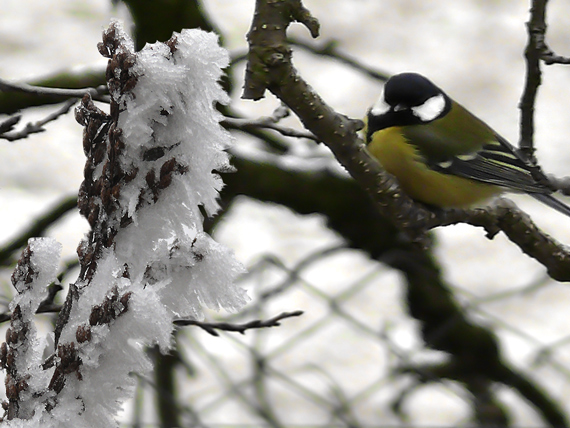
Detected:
left=1, top=238, right=62, bottom=420
left=1, top=21, right=248, bottom=427
left=0, top=303, right=61, bottom=324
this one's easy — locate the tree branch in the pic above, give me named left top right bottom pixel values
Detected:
left=0, top=116, right=21, bottom=134
left=518, top=0, right=570, bottom=160
left=433, top=198, right=570, bottom=281
left=519, top=0, right=547, bottom=161
left=0, top=77, right=108, bottom=102
left=0, top=99, right=78, bottom=142
left=242, top=0, right=570, bottom=280
left=289, top=37, right=390, bottom=82
left=0, top=68, right=107, bottom=115
left=243, top=0, right=437, bottom=247
left=174, top=310, right=304, bottom=336
left=223, top=104, right=319, bottom=141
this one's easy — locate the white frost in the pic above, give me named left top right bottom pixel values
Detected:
left=114, top=24, right=248, bottom=318
left=10, top=237, right=61, bottom=314
left=6, top=237, right=61, bottom=421
left=5, top=22, right=247, bottom=428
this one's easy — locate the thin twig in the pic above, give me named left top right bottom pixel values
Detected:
left=0, top=115, right=21, bottom=134
left=0, top=77, right=107, bottom=101
left=517, top=0, right=570, bottom=159
left=518, top=0, right=547, bottom=162
left=541, top=51, right=570, bottom=65
left=232, top=38, right=390, bottom=83
left=223, top=103, right=319, bottom=141
left=0, top=99, right=78, bottom=141
left=289, top=37, right=390, bottom=82
left=223, top=117, right=318, bottom=141
left=174, top=310, right=304, bottom=336
left=222, top=105, right=292, bottom=154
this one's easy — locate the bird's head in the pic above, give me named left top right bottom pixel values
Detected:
left=367, top=73, right=451, bottom=137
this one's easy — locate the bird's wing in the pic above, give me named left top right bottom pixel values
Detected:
left=430, top=135, right=553, bottom=193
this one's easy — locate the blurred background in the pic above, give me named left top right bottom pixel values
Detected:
left=2, top=0, right=570, bottom=427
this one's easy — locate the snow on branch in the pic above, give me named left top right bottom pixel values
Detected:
left=2, top=238, right=62, bottom=421
left=1, top=21, right=248, bottom=427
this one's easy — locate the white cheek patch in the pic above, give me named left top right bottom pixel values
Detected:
left=411, top=94, right=446, bottom=122
left=370, top=90, right=391, bottom=116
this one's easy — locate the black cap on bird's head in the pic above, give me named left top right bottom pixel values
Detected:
left=384, top=73, right=443, bottom=109
left=367, top=72, right=451, bottom=140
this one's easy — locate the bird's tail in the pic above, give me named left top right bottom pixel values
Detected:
left=530, top=193, right=570, bottom=218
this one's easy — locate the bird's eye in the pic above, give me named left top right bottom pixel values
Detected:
left=411, top=94, right=446, bottom=122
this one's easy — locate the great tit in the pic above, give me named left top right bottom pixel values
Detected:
left=365, top=72, right=570, bottom=216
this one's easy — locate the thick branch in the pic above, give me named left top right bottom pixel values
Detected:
left=244, top=0, right=436, bottom=246
left=242, top=0, right=570, bottom=280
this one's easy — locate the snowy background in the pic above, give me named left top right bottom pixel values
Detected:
left=3, top=0, right=570, bottom=426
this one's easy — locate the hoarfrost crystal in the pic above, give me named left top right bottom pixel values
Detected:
left=3, top=21, right=247, bottom=428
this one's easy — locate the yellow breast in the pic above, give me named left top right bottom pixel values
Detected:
left=367, top=127, right=500, bottom=208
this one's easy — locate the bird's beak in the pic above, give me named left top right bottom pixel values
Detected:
left=394, top=104, right=407, bottom=112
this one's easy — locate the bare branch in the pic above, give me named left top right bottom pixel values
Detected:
left=289, top=37, right=390, bottom=82
left=0, top=77, right=108, bottom=102
left=223, top=104, right=319, bottom=141
left=244, top=0, right=437, bottom=247
left=519, top=0, right=546, bottom=161
left=518, top=0, right=570, bottom=160
left=0, top=99, right=78, bottom=142
left=0, top=77, right=109, bottom=141
left=231, top=37, right=390, bottom=84
left=432, top=198, right=570, bottom=281
left=224, top=117, right=318, bottom=140
left=541, top=51, right=570, bottom=65
left=174, top=310, right=304, bottom=336
left=0, top=115, right=21, bottom=134
left=242, top=0, right=570, bottom=279
left=547, top=174, right=570, bottom=197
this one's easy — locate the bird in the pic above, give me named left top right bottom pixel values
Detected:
left=365, top=72, right=570, bottom=217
